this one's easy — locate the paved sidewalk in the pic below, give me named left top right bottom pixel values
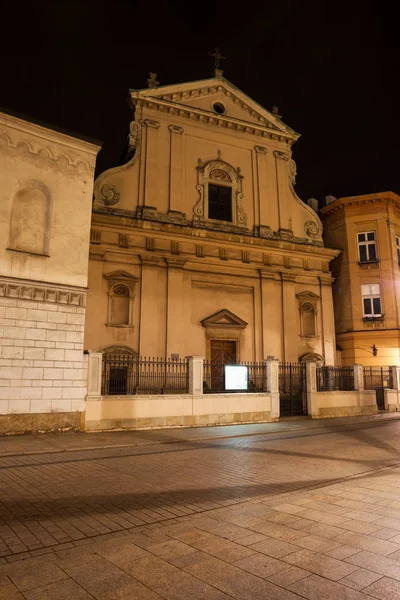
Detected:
left=2, top=415, right=400, bottom=598
left=1, top=412, right=400, bottom=456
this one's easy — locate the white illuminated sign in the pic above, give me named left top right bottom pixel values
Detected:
left=224, top=365, right=248, bottom=391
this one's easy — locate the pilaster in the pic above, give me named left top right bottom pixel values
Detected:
left=168, top=125, right=184, bottom=215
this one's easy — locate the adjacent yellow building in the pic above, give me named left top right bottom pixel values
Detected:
left=321, top=192, right=400, bottom=366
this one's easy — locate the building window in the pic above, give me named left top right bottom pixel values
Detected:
left=110, top=284, right=130, bottom=325
left=296, top=291, right=319, bottom=338
left=358, top=231, right=377, bottom=263
left=104, top=271, right=138, bottom=328
left=193, top=152, right=247, bottom=229
left=361, top=283, right=382, bottom=319
left=208, top=184, right=232, bottom=222
left=396, top=236, right=400, bottom=266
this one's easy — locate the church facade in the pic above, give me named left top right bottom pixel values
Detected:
left=0, top=73, right=344, bottom=433
left=87, top=73, right=339, bottom=373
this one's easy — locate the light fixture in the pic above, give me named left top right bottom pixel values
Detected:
left=372, top=344, right=378, bottom=356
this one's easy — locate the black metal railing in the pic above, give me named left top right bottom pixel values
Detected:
left=279, top=362, right=307, bottom=416
left=316, top=366, right=355, bottom=391
left=203, top=361, right=267, bottom=394
left=363, top=367, right=393, bottom=391
left=102, top=354, right=189, bottom=395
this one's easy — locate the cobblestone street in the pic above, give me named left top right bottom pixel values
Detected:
left=2, top=415, right=400, bottom=598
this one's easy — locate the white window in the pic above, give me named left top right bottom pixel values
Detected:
left=358, top=231, right=377, bottom=263
left=361, top=283, right=382, bottom=318
left=396, top=236, right=400, bottom=266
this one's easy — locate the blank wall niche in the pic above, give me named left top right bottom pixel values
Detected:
left=8, top=181, right=52, bottom=255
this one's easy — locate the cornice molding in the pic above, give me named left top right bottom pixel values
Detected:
left=0, top=128, right=95, bottom=173
left=132, top=96, right=294, bottom=144
left=0, top=276, right=86, bottom=306
left=320, top=194, right=400, bottom=216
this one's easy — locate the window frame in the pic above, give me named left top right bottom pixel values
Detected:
left=207, top=182, right=233, bottom=223
left=104, top=271, right=138, bottom=329
left=361, top=283, right=383, bottom=320
left=396, top=235, right=400, bottom=266
left=357, top=231, right=378, bottom=264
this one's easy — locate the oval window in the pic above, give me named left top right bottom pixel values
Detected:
left=212, top=102, right=226, bottom=115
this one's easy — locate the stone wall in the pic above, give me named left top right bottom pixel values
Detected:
left=0, top=279, right=87, bottom=432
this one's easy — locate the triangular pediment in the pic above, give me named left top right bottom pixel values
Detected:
left=104, top=270, right=139, bottom=282
left=201, top=309, right=248, bottom=329
left=296, top=291, right=320, bottom=301
left=131, top=77, right=298, bottom=140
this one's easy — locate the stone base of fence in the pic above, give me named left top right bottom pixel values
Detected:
left=85, top=352, right=400, bottom=430
left=312, top=391, right=377, bottom=419
left=83, top=393, right=277, bottom=432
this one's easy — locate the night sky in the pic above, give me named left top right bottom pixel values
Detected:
left=2, top=1, right=398, bottom=204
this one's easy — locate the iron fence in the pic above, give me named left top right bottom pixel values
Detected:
left=203, top=361, right=267, bottom=394
left=101, top=354, right=189, bottom=395
left=316, top=366, right=355, bottom=391
left=279, top=362, right=307, bottom=416
left=363, top=367, right=393, bottom=391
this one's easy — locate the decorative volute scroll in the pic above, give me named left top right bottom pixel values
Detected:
left=98, top=184, right=120, bottom=207
left=193, top=150, right=247, bottom=228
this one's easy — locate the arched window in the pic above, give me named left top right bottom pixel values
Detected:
left=8, top=181, right=52, bottom=255
left=101, top=346, right=137, bottom=395
left=110, top=284, right=130, bottom=325
left=104, top=271, right=138, bottom=328
left=301, top=302, right=316, bottom=337
left=193, top=151, right=247, bottom=229
left=297, top=291, right=319, bottom=338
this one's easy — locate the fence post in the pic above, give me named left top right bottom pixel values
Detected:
left=87, top=351, right=103, bottom=398
left=188, top=356, right=204, bottom=396
left=353, top=364, right=364, bottom=391
left=265, top=359, right=280, bottom=419
left=390, top=366, right=400, bottom=390
left=306, top=362, right=318, bottom=417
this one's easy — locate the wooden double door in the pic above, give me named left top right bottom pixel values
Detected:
left=210, top=340, right=236, bottom=392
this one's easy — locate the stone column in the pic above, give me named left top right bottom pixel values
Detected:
left=166, top=258, right=186, bottom=357
left=188, top=356, right=204, bottom=396
left=306, top=362, right=318, bottom=417
left=168, top=125, right=184, bottom=215
left=143, top=119, right=160, bottom=208
left=281, top=273, right=297, bottom=361
left=87, top=351, right=102, bottom=398
left=353, top=364, right=364, bottom=391
left=266, top=359, right=280, bottom=419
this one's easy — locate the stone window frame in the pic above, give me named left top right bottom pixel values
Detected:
left=296, top=291, right=319, bottom=338
left=193, top=152, right=247, bottom=229
left=104, top=271, right=138, bottom=328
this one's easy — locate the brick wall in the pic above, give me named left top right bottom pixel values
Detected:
left=0, top=289, right=88, bottom=417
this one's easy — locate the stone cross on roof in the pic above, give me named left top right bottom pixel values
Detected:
left=209, top=47, right=225, bottom=69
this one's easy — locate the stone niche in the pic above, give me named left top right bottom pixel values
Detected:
left=8, top=181, right=52, bottom=256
